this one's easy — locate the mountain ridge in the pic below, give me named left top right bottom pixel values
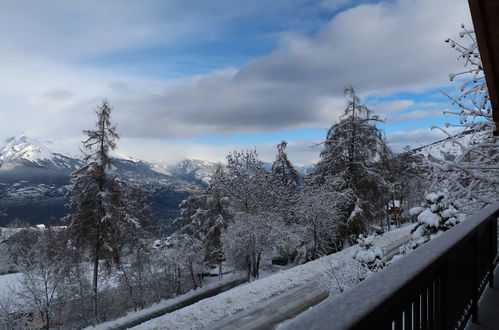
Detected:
left=0, top=131, right=480, bottom=226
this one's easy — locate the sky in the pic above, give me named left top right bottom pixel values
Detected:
left=0, top=0, right=474, bottom=165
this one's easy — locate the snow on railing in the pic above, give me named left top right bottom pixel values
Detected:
left=281, top=202, right=499, bottom=330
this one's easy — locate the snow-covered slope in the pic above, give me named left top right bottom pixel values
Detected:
left=412, top=129, right=488, bottom=159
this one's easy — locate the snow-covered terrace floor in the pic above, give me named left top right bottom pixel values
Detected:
left=466, top=264, right=499, bottom=330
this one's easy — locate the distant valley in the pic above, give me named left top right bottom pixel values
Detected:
left=0, top=134, right=220, bottom=228
left=0, top=131, right=473, bottom=227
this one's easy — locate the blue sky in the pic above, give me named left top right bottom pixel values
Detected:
left=0, top=0, right=474, bottom=164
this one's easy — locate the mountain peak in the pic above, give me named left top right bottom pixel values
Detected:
left=1, top=134, right=54, bottom=164
left=0, top=133, right=81, bottom=170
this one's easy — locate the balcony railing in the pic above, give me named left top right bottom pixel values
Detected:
left=282, top=202, right=499, bottom=330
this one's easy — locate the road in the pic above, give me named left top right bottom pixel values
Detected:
left=204, top=282, right=327, bottom=330
left=106, top=277, right=247, bottom=330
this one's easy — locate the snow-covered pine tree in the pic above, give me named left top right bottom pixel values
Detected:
left=354, top=234, right=385, bottom=281
left=429, top=25, right=498, bottom=213
left=409, top=192, right=463, bottom=249
left=269, top=141, right=302, bottom=222
left=67, top=100, right=147, bottom=323
left=310, top=86, right=389, bottom=247
left=271, top=141, right=301, bottom=188
left=173, top=191, right=232, bottom=270
left=312, top=86, right=386, bottom=184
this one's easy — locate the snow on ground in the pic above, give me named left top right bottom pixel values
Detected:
left=134, top=224, right=414, bottom=330
left=0, top=273, right=21, bottom=298
left=0, top=263, right=117, bottom=298
left=86, top=273, right=244, bottom=330
left=0, top=228, right=22, bottom=241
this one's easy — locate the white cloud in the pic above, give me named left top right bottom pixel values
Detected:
left=0, top=0, right=472, bottom=158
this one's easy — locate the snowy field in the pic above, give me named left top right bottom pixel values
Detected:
left=0, top=264, right=116, bottom=302
left=133, top=225, right=414, bottom=330
left=0, top=272, right=21, bottom=297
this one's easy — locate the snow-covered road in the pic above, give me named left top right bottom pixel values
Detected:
left=205, top=281, right=327, bottom=330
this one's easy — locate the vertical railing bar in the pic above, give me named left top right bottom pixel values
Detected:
left=471, top=233, right=478, bottom=323
left=434, top=274, right=441, bottom=330
left=414, top=294, right=421, bottom=330
left=428, top=281, right=434, bottom=330
left=440, top=260, right=448, bottom=330
left=394, top=312, right=403, bottom=330
left=421, top=287, right=428, bottom=330
left=489, top=217, right=495, bottom=287
left=404, top=303, right=412, bottom=330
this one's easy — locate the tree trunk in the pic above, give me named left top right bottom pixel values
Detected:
left=177, top=267, right=182, bottom=295
left=92, top=239, right=100, bottom=324
left=255, top=252, right=261, bottom=278
left=190, top=262, right=197, bottom=290
left=245, top=255, right=251, bottom=280
left=45, top=310, right=50, bottom=330
left=313, top=222, right=318, bottom=260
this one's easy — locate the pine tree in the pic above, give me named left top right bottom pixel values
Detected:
left=310, top=86, right=389, bottom=247
left=409, top=192, right=462, bottom=249
left=354, top=234, right=385, bottom=281
left=67, top=100, right=146, bottom=323
left=312, top=86, right=385, bottom=185
left=271, top=141, right=300, bottom=188
left=173, top=191, right=232, bottom=270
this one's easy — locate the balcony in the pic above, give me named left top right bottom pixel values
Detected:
left=282, top=203, right=499, bottom=330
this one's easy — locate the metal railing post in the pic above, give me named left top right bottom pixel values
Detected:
left=471, top=233, right=479, bottom=323
left=490, top=217, right=498, bottom=287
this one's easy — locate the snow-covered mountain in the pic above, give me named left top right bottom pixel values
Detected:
left=160, top=159, right=220, bottom=184
left=0, top=133, right=82, bottom=171
left=2, top=129, right=475, bottom=227
left=411, top=129, right=487, bottom=159
left=0, top=134, right=203, bottom=227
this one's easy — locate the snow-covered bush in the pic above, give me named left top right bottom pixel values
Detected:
left=409, top=192, right=463, bottom=249
left=354, top=234, right=385, bottom=281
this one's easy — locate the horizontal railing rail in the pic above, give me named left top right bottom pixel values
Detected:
left=281, top=202, right=499, bottom=330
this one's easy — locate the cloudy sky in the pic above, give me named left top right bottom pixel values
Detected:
left=0, top=0, right=473, bottom=165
